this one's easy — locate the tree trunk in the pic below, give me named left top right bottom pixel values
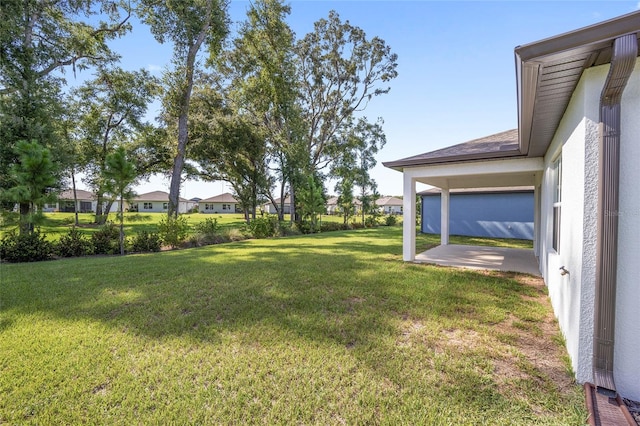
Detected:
left=118, top=195, right=125, bottom=255
left=278, top=182, right=286, bottom=222
left=290, top=185, right=296, bottom=224
left=95, top=193, right=104, bottom=224
left=168, top=17, right=210, bottom=218
left=71, top=170, right=79, bottom=227
left=19, top=202, right=32, bottom=234
left=104, top=200, right=114, bottom=218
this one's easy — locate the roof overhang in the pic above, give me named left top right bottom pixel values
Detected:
left=384, top=11, right=640, bottom=172
left=516, top=11, right=640, bottom=157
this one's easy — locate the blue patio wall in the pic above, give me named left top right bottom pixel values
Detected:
left=421, top=192, right=534, bottom=240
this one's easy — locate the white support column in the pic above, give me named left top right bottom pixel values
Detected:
left=402, top=173, right=416, bottom=261
left=441, top=188, right=450, bottom=245
left=533, top=184, right=540, bottom=257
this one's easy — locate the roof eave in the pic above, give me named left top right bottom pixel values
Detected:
left=515, top=11, right=640, bottom=157
left=382, top=150, right=523, bottom=171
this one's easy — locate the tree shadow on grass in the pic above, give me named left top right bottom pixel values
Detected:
left=2, top=228, right=545, bottom=351
left=1, top=228, right=581, bottom=422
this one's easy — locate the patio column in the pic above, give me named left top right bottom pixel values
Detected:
left=441, top=188, right=450, bottom=245
left=533, top=184, right=541, bottom=257
left=402, top=173, right=416, bottom=261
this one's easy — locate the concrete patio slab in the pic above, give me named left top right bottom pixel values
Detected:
left=415, top=244, right=540, bottom=276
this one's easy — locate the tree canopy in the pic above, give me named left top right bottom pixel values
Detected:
left=0, top=1, right=398, bottom=228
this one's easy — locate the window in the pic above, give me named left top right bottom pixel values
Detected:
left=163, top=203, right=168, bottom=210
left=552, top=156, right=562, bottom=252
left=144, top=202, right=153, bottom=210
left=205, top=204, right=210, bottom=210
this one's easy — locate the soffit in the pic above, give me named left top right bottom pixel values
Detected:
left=517, top=11, right=640, bottom=157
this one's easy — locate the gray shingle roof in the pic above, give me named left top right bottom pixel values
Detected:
left=58, top=189, right=95, bottom=200
left=383, top=129, right=521, bottom=170
left=376, top=196, right=403, bottom=206
left=200, top=193, right=238, bottom=203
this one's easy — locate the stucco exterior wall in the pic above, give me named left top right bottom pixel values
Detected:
left=540, top=64, right=603, bottom=386
left=615, top=57, right=640, bottom=401
left=541, top=59, right=640, bottom=400
left=199, top=202, right=238, bottom=214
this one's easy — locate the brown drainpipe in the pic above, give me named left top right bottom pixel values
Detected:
left=593, top=33, right=637, bottom=394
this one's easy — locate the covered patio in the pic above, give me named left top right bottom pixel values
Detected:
left=383, top=130, right=544, bottom=275
left=415, top=244, right=541, bottom=276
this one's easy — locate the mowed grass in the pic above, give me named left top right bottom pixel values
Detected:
left=0, top=227, right=585, bottom=424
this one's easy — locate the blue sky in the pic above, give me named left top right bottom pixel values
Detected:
left=75, top=1, right=640, bottom=198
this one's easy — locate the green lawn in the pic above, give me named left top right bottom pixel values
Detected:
left=0, top=227, right=584, bottom=424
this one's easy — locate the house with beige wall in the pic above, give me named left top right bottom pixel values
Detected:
left=199, top=193, right=241, bottom=214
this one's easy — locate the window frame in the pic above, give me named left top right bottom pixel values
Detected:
left=551, top=155, right=562, bottom=253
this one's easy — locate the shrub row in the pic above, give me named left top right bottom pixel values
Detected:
left=1, top=215, right=400, bottom=262
left=0, top=225, right=162, bottom=263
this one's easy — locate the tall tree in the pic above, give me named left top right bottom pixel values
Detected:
left=331, top=149, right=357, bottom=224
left=0, top=0, right=131, bottom=221
left=188, top=83, right=272, bottom=223
left=295, top=10, right=397, bottom=172
left=2, top=141, right=57, bottom=233
left=296, top=174, right=326, bottom=231
left=73, top=67, right=159, bottom=223
left=331, top=117, right=386, bottom=224
left=221, top=0, right=303, bottom=221
left=138, top=0, right=229, bottom=217
left=104, top=146, right=137, bottom=255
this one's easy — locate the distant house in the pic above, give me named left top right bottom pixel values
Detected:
left=199, top=193, right=241, bottom=214
left=262, top=197, right=291, bottom=214
left=58, top=189, right=96, bottom=213
left=376, top=196, right=403, bottom=215
left=326, top=196, right=362, bottom=215
left=420, top=187, right=534, bottom=240
left=41, top=189, right=95, bottom=213
left=128, top=191, right=193, bottom=214
left=41, top=189, right=121, bottom=213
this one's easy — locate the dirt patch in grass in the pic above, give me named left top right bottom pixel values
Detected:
left=433, top=271, right=578, bottom=411
left=491, top=273, right=577, bottom=396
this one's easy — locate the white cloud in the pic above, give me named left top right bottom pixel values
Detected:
left=146, top=64, right=163, bottom=73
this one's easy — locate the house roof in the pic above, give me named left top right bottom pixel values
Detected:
left=326, top=196, right=362, bottom=206
left=200, top=193, right=238, bottom=203
left=383, top=129, right=521, bottom=170
left=384, top=11, right=640, bottom=170
left=376, top=196, right=403, bottom=206
left=266, top=197, right=291, bottom=204
left=58, top=189, right=95, bottom=200
left=132, top=191, right=188, bottom=202
left=419, top=186, right=534, bottom=196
